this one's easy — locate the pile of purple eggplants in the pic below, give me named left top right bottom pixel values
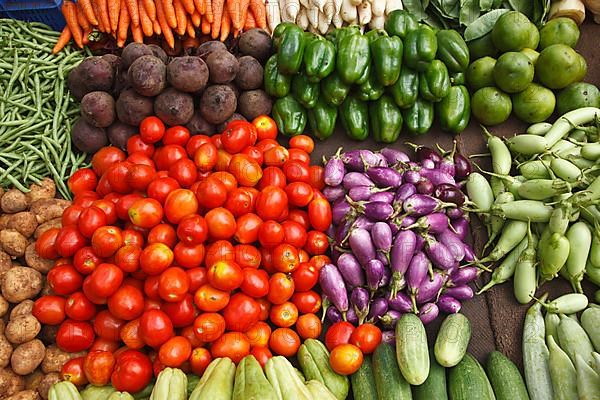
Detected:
left=319, top=144, right=482, bottom=335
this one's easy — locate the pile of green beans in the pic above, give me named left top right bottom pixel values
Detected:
left=469, top=107, right=600, bottom=299
left=522, top=294, right=600, bottom=400
left=0, top=19, right=90, bottom=198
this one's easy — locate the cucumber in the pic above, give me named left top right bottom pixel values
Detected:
left=434, top=313, right=471, bottom=368
left=350, top=355, right=378, bottom=400
left=448, top=353, right=496, bottom=400
left=485, top=351, right=529, bottom=400
left=412, top=354, right=448, bottom=400
left=373, top=343, right=413, bottom=400
left=396, top=313, right=430, bottom=385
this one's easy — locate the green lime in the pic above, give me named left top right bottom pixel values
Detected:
left=468, top=33, right=499, bottom=60
left=520, top=48, right=540, bottom=65
left=556, top=82, right=600, bottom=115
left=472, top=87, right=512, bottom=126
left=539, top=17, right=580, bottom=49
left=536, top=44, right=581, bottom=89
left=493, top=52, right=534, bottom=93
left=512, top=83, right=556, bottom=123
left=492, top=11, right=537, bottom=52
left=466, top=56, right=496, bottom=91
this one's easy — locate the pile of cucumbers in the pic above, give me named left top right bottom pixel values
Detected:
left=265, top=10, right=471, bottom=142
left=351, top=312, right=529, bottom=400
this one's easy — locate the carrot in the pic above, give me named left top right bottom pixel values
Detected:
left=181, top=0, right=195, bottom=14
left=76, top=1, right=91, bottom=31
left=191, top=10, right=201, bottom=26
left=97, top=0, right=111, bottom=33
left=201, top=17, right=211, bottom=34
left=244, top=9, right=256, bottom=30
left=163, top=0, right=178, bottom=28
left=139, top=0, right=154, bottom=36
left=211, top=0, right=225, bottom=39
left=194, top=0, right=206, bottom=15
left=156, top=0, right=175, bottom=48
left=249, top=0, right=266, bottom=29
left=117, top=0, right=130, bottom=47
left=91, top=0, right=104, bottom=31
left=153, top=19, right=162, bottom=34
left=186, top=15, right=196, bottom=37
left=226, top=0, right=240, bottom=31
left=62, top=1, right=84, bottom=48
left=238, top=0, right=250, bottom=30
left=52, top=26, right=72, bottom=54
left=125, top=0, right=140, bottom=27
left=132, top=23, right=144, bottom=42
left=173, top=0, right=187, bottom=35
left=219, top=6, right=231, bottom=41
left=142, top=0, right=157, bottom=20
left=108, top=0, right=120, bottom=32
left=78, top=0, right=98, bottom=26
left=204, top=0, right=213, bottom=22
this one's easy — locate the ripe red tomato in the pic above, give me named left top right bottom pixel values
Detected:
left=190, top=348, right=212, bottom=375
left=208, top=260, right=243, bottom=291
left=250, top=346, right=272, bottom=368
left=289, top=135, right=314, bottom=153
left=87, top=263, right=124, bottom=298
left=272, top=243, right=300, bottom=273
left=62, top=205, right=84, bottom=226
left=159, top=336, right=192, bottom=367
left=282, top=160, right=310, bottom=183
left=204, top=240, right=235, bottom=268
left=55, top=226, right=86, bottom=258
left=291, top=263, right=319, bottom=292
left=111, top=350, right=153, bottom=393
left=296, top=313, right=322, bottom=340
left=68, top=169, right=98, bottom=195
left=269, top=328, right=300, bottom=357
left=240, top=268, right=269, bottom=298
left=193, top=284, right=230, bottom=312
left=215, top=148, right=233, bottom=171
left=33, top=295, right=66, bottom=325
left=174, top=242, right=205, bottom=269
left=47, top=264, right=83, bottom=295
left=308, top=198, right=332, bottom=231
left=57, top=319, right=95, bottom=352
left=325, top=321, right=356, bottom=351
left=65, top=291, right=97, bottom=321
left=258, top=220, right=284, bottom=248
left=195, top=178, right=227, bottom=209
left=73, top=247, right=101, bottom=276
left=228, top=154, right=263, bottom=187
left=108, top=284, right=145, bottom=321
left=211, top=332, right=251, bottom=364
left=223, top=293, right=260, bottom=332
left=310, top=254, right=331, bottom=270
left=186, top=268, right=208, bottom=293
left=177, top=214, right=208, bottom=244
left=187, top=134, right=210, bottom=156
left=161, top=293, right=196, bottom=327
left=120, top=319, right=145, bottom=350
left=91, top=226, right=123, bottom=258
left=304, top=230, right=329, bottom=255
left=256, top=298, right=270, bottom=321
left=115, top=194, right=144, bottom=221
left=256, top=186, right=288, bottom=221
left=234, top=244, right=261, bottom=269
left=330, top=344, right=363, bottom=375
left=287, top=209, right=310, bottom=230
left=267, top=273, right=294, bottom=305
left=350, top=323, right=382, bottom=354
left=285, top=182, right=314, bottom=208
left=245, top=321, right=271, bottom=347
left=84, top=350, right=115, bottom=386
left=154, top=144, right=187, bottom=171
left=92, top=199, right=118, bottom=225
left=257, top=167, right=286, bottom=190
left=270, top=301, right=299, bottom=328
left=264, top=146, right=289, bottom=168
left=77, top=206, right=108, bottom=238
left=128, top=198, right=164, bottom=229
left=193, top=142, right=218, bottom=172
left=93, top=310, right=125, bottom=341
left=140, top=116, right=165, bottom=143
left=287, top=148, right=310, bottom=165
left=147, top=224, right=177, bottom=247
left=114, top=245, right=141, bottom=273
left=211, top=171, right=237, bottom=193
left=255, top=139, right=278, bottom=155
left=140, top=243, right=174, bottom=275
left=140, top=309, right=175, bottom=348
left=205, top=207, right=236, bottom=240
left=252, top=115, right=278, bottom=140
left=169, top=158, right=198, bottom=187
left=309, top=165, right=325, bottom=190
left=128, top=135, right=155, bottom=157
left=147, top=177, right=180, bottom=204
left=221, top=122, right=252, bottom=154
left=106, top=161, right=133, bottom=194
left=224, top=188, right=253, bottom=217
left=291, top=290, right=321, bottom=314
left=163, top=125, right=190, bottom=146
left=241, top=146, right=263, bottom=165
left=127, top=152, right=155, bottom=167
left=61, top=357, right=88, bottom=386
left=158, top=267, right=190, bottom=302
left=164, top=189, right=199, bottom=224
left=92, top=147, right=126, bottom=176
left=127, top=164, right=156, bottom=191
left=233, top=213, right=263, bottom=244
left=193, top=312, right=226, bottom=342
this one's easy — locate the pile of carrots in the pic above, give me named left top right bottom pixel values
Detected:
left=53, top=0, right=267, bottom=53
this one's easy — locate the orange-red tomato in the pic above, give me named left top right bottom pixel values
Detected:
left=83, top=350, right=115, bottom=386
left=245, top=321, right=271, bottom=347
left=177, top=214, right=208, bottom=245
left=115, top=245, right=142, bottom=273
left=205, top=207, right=237, bottom=240
left=257, top=166, right=286, bottom=190
left=234, top=213, right=263, bottom=244
left=68, top=169, right=98, bottom=195
left=252, top=115, right=278, bottom=140
left=174, top=242, right=205, bottom=269
left=221, top=122, right=252, bottom=154
left=189, top=347, right=212, bottom=375
left=211, top=171, right=238, bottom=193
left=61, top=356, right=88, bottom=386
left=224, top=188, right=253, bottom=217
left=240, top=268, right=269, bottom=298
left=289, top=135, right=314, bottom=154
left=291, top=290, right=321, bottom=314
left=291, top=263, right=319, bottom=292
left=269, top=328, right=300, bottom=357
left=349, top=323, right=382, bottom=355
left=250, top=346, right=272, bottom=368
left=194, top=142, right=218, bottom=172
left=285, top=182, right=314, bottom=208
left=228, top=154, right=263, bottom=187
left=308, top=198, right=332, bottom=232
left=128, top=198, right=163, bottom=229
left=329, top=344, right=363, bottom=375
left=296, top=313, right=322, bottom=340
left=147, top=224, right=177, bottom=247
left=256, top=297, right=271, bottom=321
left=272, top=243, right=300, bottom=273
left=120, top=318, right=145, bottom=350
left=139, top=243, right=174, bottom=276
left=158, top=267, right=190, bottom=302
left=266, top=273, right=294, bottom=305
left=325, top=322, right=355, bottom=352
left=193, top=284, right=230, bottom=312
left=269, top=301, right=298, bottom=328
left=193, top=313, right=226, bottom=342
left=91, top=226, right=123, bottom=258
left=196, top=177, right=228, bottom=209
left=158, top=336, right=192, bottom=367
left=186, top=135, right=211, bottom=157
left=234, top=244, right=262, bottom=269
left=107, top=284, right=145, bottom=321
left=263, top=146, right=289, bottom=167
left=256, top=186, right=288, bottom=221
left=210, top=332, right=251, bottom=364
left=164, top=189, right=198, bottom=224
left=92, top=147, right=126, bottom=176
left=207, top=260, right=243, bottom=292
left=258, top=220, right=284, bottom=248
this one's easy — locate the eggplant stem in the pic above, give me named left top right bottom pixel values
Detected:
left=410, top=294, right=418, bottom=314
left=468, top=153, right=491, bottom=159
left=476, top=278, right=496, bottom=295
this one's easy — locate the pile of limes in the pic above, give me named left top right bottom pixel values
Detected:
left=465, top=11, right=600, bottom=125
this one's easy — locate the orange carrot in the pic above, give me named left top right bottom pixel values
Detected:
left=91, top=0, right=104, bottom=31
left=108, top=0, right=120, bottom=32
left=204, top=0, right=213, bottom=22
left=117, top=0, right=130, bottom=47
left=156, top=0, right=175, bottom=48
left=173, top=0, right=187, bottom=35
left=97, top=0, right=111, bottom=33
left=76, top=1, right=91, bottom=30
left=132, top=23, right=144, bottom=42
left=191, top=10, right=201, bottom=26
left=163, top=0, right=178, bottom=28
left=125, top=0, right=140, bottom=27
left=194, top=0, right=206, bottom=15
left=219, top=6, right=231, bottom=41
left=186, top=15, right=196, bottom=37
left=249, top=0, right=266, bottom=29
left=201, top=17, right=211, bottom=34
left=52, top=26, right=72, bottom=54
left=142, top=0, right=157, bottom=20
left=238, top=0, right=250, bottom=30
left=78, top=0, right=98, bottom=26
left=226, top=0, right=240, bottom=31
left=181, top=0, right=195, bottom=14
left=211, top=0, right=225, bottom=39
left=139, top=0, right=154, bottom=36
left=62, top=1, right=84, bottom=48
left=153, top=19, right=162, bottom=34
left=244, top=9, right=256, bottom=30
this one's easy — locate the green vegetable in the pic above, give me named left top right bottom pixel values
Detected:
left=412, top=354, right=448, bottom=400
left=49, top=381, right=83, bottom=400
left=369, top=31, right=403, bottom=86
left=539, top=231, right=570, bottom=282
left=448, top=354, right=495, bottom=400
left=384, top=10, right=419, bottom=39
left=272, top=22, right=296, bottom=49
left=291, top=74, right=319, bottom=109
left=557, top=314, right=595, bottom=367
left=303, top=37, right=336, bottom=82
left=369, top=95, right=403, bottom=144
left=373, top=343, right=412, bottom=400
left=272, top=95, right=307, bottom=137
left=581, top=306, right=600, bottom=352
left=150, top=368, right=186, bottom=400
left=336, top=32, right=370, bottom=84
left=264, top=55, right=291, bottom=98
left=436, top=30, right=470, bottom=72
left=395, top=313, right=429, bottom=385
left=189, top=358, right=236, bottom=400
left=547, top=335, right=578, bottom=400
left=81, top=385, right=117, bottom=400
left=266, top=356, right=313, bottom=400
left=513, top=224, right=538, bottom=304
left=565, top=222, right=592, bottom=292
left=277, top=25, right=306, bottom=75
left=402, top=98, right=434, bottom=135
left=108, top=393, right=135, bottom=400
left=350, top=355, right=378, bottom=400
left=478, top=227, right=527, bottom=294
left=480, top=219, right=528, bottom=264
left=298, top=339, right=349, bottom=400
left=233, top=355, right=277, bottom=400
left=339, top=94, right=369, bottom=141
left=575, top=355, right=600, bottom=400
left=434, top=313, right=471, bottom=368
left=357, top=72, right=385, bottom=102
left=485, top=351, right=529, bottom=400
left=305, top=380, right=338, bottom=399
left=321, top=73, right=351, bottom=106
left=436, top=85, right=470, bottom=133
left=390, top=67, right=419, bottom=109
left=308, top=97, right=337, bottom=141
left=419, top=60, right=451, bottom=102
left=404, top=26, right=438, bottom=72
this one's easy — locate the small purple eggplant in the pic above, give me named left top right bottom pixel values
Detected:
left=366, top=167, right=402, bottom=188
left=323, top=185, right=346, bottom=202
left=331, top=248, right=343, bottom=263
left=324, top=152, right=345, bottom=186
left=335, top=219, right=353, bottom=244
left=451, top=218, right=470, bottom=241
left=390, top=230, right=417, bottom=298
left=319, top=264, right=349, bottom=313
left=445, top=207, right=464, bottom=220
left=377, top=252, right=389, bottom=266
left=394, top=183, right=417, bottom=207
left=351, top=287, right=370, bottom=324
left=404, top=170, right=421, bottom=184
left=424, top=234, right=458, bottom=270
left=438, top=155, right=456, bottom=177
left=415, top=146, right=442, bottom=163
left=343, top=149, right=380, bottom=171
left=381, top=266, right=391, bottom=287
left=372, top=222, right=393, bottom=254
left=421, top=159, right=436, bottom=169
left=414, top=234, right=426, bottom=252
left=434, top=183, right=466, bottom=206
left=373, top=152, right=388, bottom=167
left=326, top=306, right=343, bottom=324
left=369, top=191, right=395, bottom=204
left=416, top=271, right=445, bottom=304
left=381, top=330, right=396, bottom=346
left=443, top=284, right=474, bottom=300
left=353, top=215, right=376, bottom=231
left=405, top=213, right=449, bottom=234
left=419, top=302, right=440, bottom=324
left=343, top=172, right=374, bottom=189
left=438, top=295, right=461, bottom=314
left=349, top=228, right=377, bottom=267
left=400, top=216, right=417, bottom=228
left=381, top=148, right=410, bottom=164
left=449, top=266, right=479, bottom=286
left=337, top=253, right=365, bottom=288
left=437, top=229, right=466, bottom=262
left=419, top=168, right=456, bottom=186
left=416, top=179, right=434, bottom=195
left=454, top=152, right=472, bottom=179
left=388, top=291, right=413, bottom=313
left=361, top=201, right=395, bottom=221
left=348, top=186, right=380, bottom=202
left=407, top=251, right=431, bottom=296
left=403, top=194, right=452, bottom=217
left=463, top=244, right=477, bottom=263
left=346, top=307, right=359, bottom=324
left=366, top=259, right=386, bottom=292
left=379, top=309, right=403, bottom=329
left=332, top=198, right=352, bottom=225
left=367, top=297, right=389, bottom=322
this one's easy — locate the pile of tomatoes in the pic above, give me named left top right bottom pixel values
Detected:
left=31, top=115, right=333, bottom=392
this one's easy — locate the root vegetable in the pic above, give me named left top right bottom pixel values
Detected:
left=116, top=88, right=155, bottom=126
left=107, top=121, right=137, bottom=151
left=1, top=267, right=42, bottom=303
left=30, top=200, right=70, bottom=225
left=26, top=179, right=55, bottom=204
left=185, top=110, right=216, bottom=135
left=1, top=191, right=28, bottom=214
left=38, top=326, right=59, bottom=347
left=7, top=213, right=37, bottom=239
left=199, top=85, right=237, bottom=124
left=154, top=88, right=195, bottom=126
left=235, top=56, right=263, bottom=90
left=78, top=57, right=115, bottom=92
left=80, top=91, right=116, bottom=128
left=37, top=373, right=59, bottom=400
left=71, top=118, right=108, bottom=154
left=9, top=301, right=34, bottom=320
left=5, top=390, right=41, bottom=400
left=11, top=340, right=45, bottom=375
left=41, top=346, right=84, bottom=374
left=101, top=54, right=122, bottom=70
left=5, top=315, right=40, bottom=345
left=129, top=55, right=167, bottom=97
left=66, top=67, right=88, bottom=101
left=550, top=0, right=586, bottom=24
left=238, top=89, right=272, bottom=120
left=148, top=44, right=169, bottom=63
left=121, top=42, right=153, bottom=69
left=206, top=50, right=239, bottom=84
left=33, top=219, right=62, bottom=239
left=0, top=368, right=25, bottom=398
left=0, top=252, right=10, bottom=285
left=24, top=371, right=44, bottom=392
left=0, top=335, right=11, bottom=368
left=0, top=230, right=28, bottom=258
left=167, top=56, right=209, bottom=93
left=239, top=29, right=273, bottom=63
left=196, top=40, right=227, bottom=60
left=0, top=295, right=7, bottom=318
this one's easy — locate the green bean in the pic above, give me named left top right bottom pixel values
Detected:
left=478, top=233, right=528, bottom=294
left=545, top=107, right=600, bottom=148
left=523, top=294, right=554, bottom=400
left=527, top=122, right=553, bottom=136
left=547, top=335, right=578, bottom=400
left=545, top=313, right=560, bottom=341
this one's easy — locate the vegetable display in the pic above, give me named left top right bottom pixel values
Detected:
left=266, top=13, right=472, bottom=140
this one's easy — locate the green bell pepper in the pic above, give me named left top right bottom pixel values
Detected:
left=450, top=71, right=465, bottom=85
left=336, top=32, right=370, bottom=84
left=291, top=74, right=319, bottom=109
left=321, top=73, right=351, bottom=106
left=308, top=97, right=338, bottom=140
left=303, top=36, right=336, bottom=82
left=436, top=85, right=470, bottom=134
left=272, top=22, right=296, bottom=49
left=389, top=67, right=419, bottom=109
left=327, top=25, right=360, bottom=46
left=339, top=94, right=369, bottom=141
left=264, top=55, right=291, bottom=98
left=436, top=29, right=470, bottom=73
left=370, top=30, right=403, bottom=86
left=358, top=71, right=384, bottom=102
left=272, top=95, right=307, bottom=136
left=404, top=26, right=437, bottom=72
left=277, top=25, right=306, bottom=75
left=419, top=60, right=451, bottom=102
left=384, top=10, right=419, bottom=39
left=370, top=95, right=403, bottom=143
left=402, top=98, right=434, bottom=135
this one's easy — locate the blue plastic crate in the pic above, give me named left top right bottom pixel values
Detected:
left=0, top=0, right=65, bottom=31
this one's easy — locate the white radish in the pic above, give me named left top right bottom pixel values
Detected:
left=332, top=12, right=343, bottom=27
left=385, top=0, right=403, bottom=15
left=266, top=0, right=282, bottom=32
left=313, top=0, right=326, bottom=12
left=318, top=11, right=330, bottom=34
left=307, top=0, right=320, bottom=27
left=297, top=7, right=310, bottom=29
left=324, top=0, right=335, bottom=23
left=357, top=1, right=372, bottom=25
left=350, top=0, right=362, bottom=6
left=300, top=0, right=310, bottom=10
left=308, top=24, right=320, bottom=33
left=341, top=0, right=358, bottom=22
left=369, top=0, right=385, bottom=17
left=369, top=14, right=385, bottom=29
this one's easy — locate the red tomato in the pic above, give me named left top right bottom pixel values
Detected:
left=115, top=194, right=144, bottom=221
left=205, top=207, right=236, bottom=240
left=147, top=224, right=177, bottom=247
left=93, top=199, right=118, bottom=225
left=296, top=313, right=322, bottom=340
left=193, top=142, right=218, bottom=172
left=325, top=321, right=356, bottom=351
left=215, top=149, right=233, bottom=171
left=285, top=182, right=314, bottom=207
left=140, top=116, right=165, bottom=143
left=250, top=346, right=272, bottom=368
left=210, top=171, right=237, bottom=193
left=161, top=294, right=196, bottom=327
left=57, top=320, right=95, bottom=352
left=289, top=135, right=314, bottom=153
left=154, top=145, right=188, bottom=171
left=120, top=319, right=145, bottom=350
left=255, top=139, right=278, bottom=155
left=264, top=146, right=289, bottom=167
left=65, top=291, right=97, bottom=321
left=128, top=198, right=164, bottom=229
left=111, top=351, right=153, bottom=393
left=195, top=178, right=227, bottom=209
left=193, top=312, right=226, bottom=342
left=233, top=213, right=263, bottom=244
left=270, top=301, right=298, bottom=328
left=287, top=148, right=310, bottom=165
left=272, top=243, right=300, bottom=273
left=193, top=284, right=230, bottom=312
left=211, top=332, right=250, bottom=364
left=84, top=350, right=115, bottom=386
left=140, top=243, right=174, bottom=275
left=159, top=336, right=192, bottom=367
left=266, top=273, right=294, bottom=305
left=223, top=293, right=260, bottom=332
left=77, top=206, right=108, bottom=238
left=234, top=244, right=261, bottom=269
left=256, top=186, right=288, bottom=221
left=291, top=263, right=319, bottom=292
left=61, top=357, right=88, bottom=386
left=310, top=255, right=331, bottom=270
left=169, top=158, right=198, bottom=188
left=174, top=242, right=205, bottom=269
left=93, top=310, right=125, bottom=341
left=350, top=323, right=382, bottom=354
left=62, top=204, right=83, bottom=226
left=190, top=348, right=212, bottom=375
left=186, top=267, right=208, bottom=293
left=181, top=325, right=203, bottom=348
left=114, top=245, right=141, bottom=273
left=127, top=152, right=155, bottom=167
left=208, top=260, right=243, bottom=291
left=256, top=298, right=270, bottom=321
left=128, top=135, right=155, bottom=157
left=73, top=246, right=101, bottom=275
left=309, top=165, right=325, bottom=190
left=177, top=214, right=208, bottom=245
left=147, top=177, right=180, bottom=204
left=32, top=295, right=66, bottom=325
left=253, top=115, right=278, bottom=140
left=55, top=226, right=87, bottom=258
left=329, top=344, right=363, bottom=375
left=211, top=134, right=222, bottom=148
left=87, top=263, right=124, bottom=298
left=282, top=160, right=310, bottom=183
left=241, top=146, right=263, bottom=165
left=308, top=198, right=332, bottom=232
left=158, top=267, right=190, bottom=302
left=68, top=169, right=98, bottom=195
left=260, top=247, right=274, bottom=273
left=304, top=231, right=329, bottom=255
left=91, top=226, right=123, bottom=258
left=228, top=154, right=263, bottom=187
left=47, top=264, right=83, bottom=295
left=204, top=240, right=235, bottom=267
left=257, top=220, right=284, bottom=248
left=163, top=125, right=190, bottom=146
left=164, top=189, right=199, bottom=224
left=224, top=188, right=253, bottom=217
left=143, top=275, right=160, bottom=300
left=221, top=121, right=252, bottom=153
left=240, top=268, right=269, bottom=298
left=140, top=309, right=174, bottom=348
left=257, top=167, right=286, bottom=190
left=108, top=284, right=145, bottom=321
left=123, top=229, right=144, bottom=247
left=186, top=135, right=211, bottom=157
left=127, top=164, right=156, bottom=191
left=106, top=161, right=133, bottom=194
left=269, top=328, right=300, bottom=357
left=245, top=321, right=271, bottom=347
left=291, top=290, right=321, bottom=314
left=92, top=147, right=126, bottom=176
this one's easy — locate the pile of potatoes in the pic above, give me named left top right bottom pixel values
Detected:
left=0, top=179, right=79, bottom=400
left=69, top=29, right=274, bottom=154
